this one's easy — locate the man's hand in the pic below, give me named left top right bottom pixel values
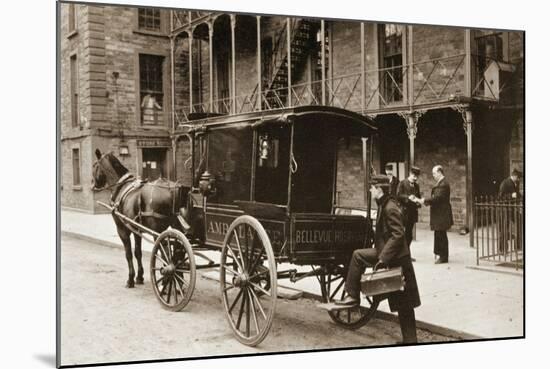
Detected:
left=512, top=192, right=517, bottom=199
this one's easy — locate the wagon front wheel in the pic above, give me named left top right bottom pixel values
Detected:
left=220, top=215, right=277, bottom=347
left=321, top=265, right=380, bottom=329
left=150, top=228, right=196, bottom=312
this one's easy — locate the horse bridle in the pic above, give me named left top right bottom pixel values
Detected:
left=92, top=154, right=133, bottom=192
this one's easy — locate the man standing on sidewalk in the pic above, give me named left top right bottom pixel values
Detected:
left=397, top=166, right=422, bottom=261
left=385, top=163, right=399, bottom=197
left=336, top=175, right=420, bottom=344
left=420, top=165, right=453, bottom=264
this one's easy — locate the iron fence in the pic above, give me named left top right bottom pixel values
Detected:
left=474, top=196, right=523, bottom=270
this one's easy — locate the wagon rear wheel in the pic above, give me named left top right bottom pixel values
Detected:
left=150, top=228, right=196, bottom=312
left=220, top=215, right=277, bottom=347
left=321, top=265, right=380, bottom=330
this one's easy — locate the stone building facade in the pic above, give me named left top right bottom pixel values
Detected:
left=60, top=3, right=524, bottom=233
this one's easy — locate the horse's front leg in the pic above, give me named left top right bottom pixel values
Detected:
left=134, top=233, right=144, bottom=285
left=118, top=229, right=135, bottom=288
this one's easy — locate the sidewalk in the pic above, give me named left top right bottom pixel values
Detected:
left=61, top=209, right=524, bottom=340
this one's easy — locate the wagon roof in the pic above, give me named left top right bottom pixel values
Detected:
left=175, top=106, right=377, bottom=134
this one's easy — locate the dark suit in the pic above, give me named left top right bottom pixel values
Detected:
left=397, top=179, right=421, bottom=249
left=345, top=194, right=421, bottom=343
left=389, top=175, right=399, bottom=197
left=424, top=177, right=453, bottom=261
left=499, top=177, right=520, bottom=199
left=498, top=177, right=521, bottom=252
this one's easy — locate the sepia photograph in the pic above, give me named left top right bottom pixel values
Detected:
left=56, top=0, right=525, bottom=367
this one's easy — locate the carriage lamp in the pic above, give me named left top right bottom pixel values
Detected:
left=199, top=170, right=215, bottom=196
left=260, top=135, right=270, bottom=161
left=119, top=145, right=129, bottom=156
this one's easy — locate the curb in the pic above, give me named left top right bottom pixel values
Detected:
left=62, top=231, right=483, bottom=341
left=298, top=291, right=482, bottom=341
left=62, top=231, right=126, bottom=250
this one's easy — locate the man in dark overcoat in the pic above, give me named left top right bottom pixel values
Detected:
left=499, top=169, right=522, bottom=200
left=385, top=163, right=399, bottom=197
left=336, top=175, right=421, bottom=343
left=498, top=169, right=522, bottom=252
left=420, top=165, right=453, bottom=264
left=397, top=166, right=422, bottom=260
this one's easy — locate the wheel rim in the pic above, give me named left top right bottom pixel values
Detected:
left=150, top=230, right=195, bottom=311
left=323, top=265, right=380, bottom=329
left=220, top=216, right=277, bottom=346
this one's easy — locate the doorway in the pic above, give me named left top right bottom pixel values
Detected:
left=142, top=148, right=167, bottom=180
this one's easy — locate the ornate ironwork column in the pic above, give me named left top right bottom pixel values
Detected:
left=257, top=16, right=262, bottom=111
left=189, top=32, right=193, bottom=112
left=287, top=17, right=292, bottom=108
left=400, top=111, right=424, bottom=171
left=230, top=14, right=236, bottom=114
left=360, top=22, right=365, bottom=114
left=321, top=20, right=326, bottom=106
left=454, top=105, right=474, bottom=247
left=208, top=22, right=214, bottom=112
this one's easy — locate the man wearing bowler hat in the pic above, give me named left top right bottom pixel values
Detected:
left=397, top=166, right=422, bottom=261
left=336, top=175, right=420, bottom=344
left=385, top=163, right=399, bottom=197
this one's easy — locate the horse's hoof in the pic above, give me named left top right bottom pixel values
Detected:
left=135, top=278, right=144, bottom=285
left=126, top=281, right=135, bottom=288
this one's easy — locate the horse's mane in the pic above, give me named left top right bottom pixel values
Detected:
left=107, top=153, right=129, bottom=177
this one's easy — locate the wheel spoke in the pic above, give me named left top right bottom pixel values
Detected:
left=233, top=229, right=246, bottom=271
left=224, top=284, right=236, bottom=292
left=173, top=278, right=179, bottom=304
left=226, top=244, right=244, bottom=273
left=158, top=245, right=170, bottom=265
left=159, top=277, right=168, bottom=297
left=228, top=288, right=244, bottom=314
left=248, top=289, right=261, bottom=334
left=329, top=278, right=346, bottom=301
left=220, top=264, right=240, bottom=277
left=175, top=268, right=190, bottom=274
left=248, top=250, right=264, bottom=276
left=155, top=276, right=165, bottom=286
left=249, top=282, right=271, bottom=297
left=174, top=273, right=189, bottom=291
left=235, top=291, right=247, bottom=330
left=166, top=279, right=173, bottom=304
left=248, top=286, right=268, bottom=320
left=154, top=255, right=168, bottom=267
left=249, top=268, right=269, bottom=281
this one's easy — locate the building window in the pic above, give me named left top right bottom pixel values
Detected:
left=68, top=4, right=76, bottom=33
left=379, top=24, right=404, bottom=104
left=70, top=54, right=79, bottom=127
left=140, top=54, right=164, bottom=125
left=475, top=33, right=504, bottom=96
left=138, top=8, right=161, bottom=32
left=72, top=148, right=81, bottom=186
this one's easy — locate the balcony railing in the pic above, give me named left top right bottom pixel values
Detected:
left=174, top=53, right=521, bottom=125
left=171, top=10, right=215, bottom=33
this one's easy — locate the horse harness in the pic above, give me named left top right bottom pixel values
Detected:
left=111, top=176, right=182, bottom=225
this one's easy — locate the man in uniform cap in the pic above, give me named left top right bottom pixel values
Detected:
left=385, top=163, right=399, bottom=197
left=397, top=166, right=422, bottom=261
left=336, top=175, right=421, bottom=344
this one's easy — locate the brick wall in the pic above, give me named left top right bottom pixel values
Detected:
left=414, top=110, right=467, bottom=230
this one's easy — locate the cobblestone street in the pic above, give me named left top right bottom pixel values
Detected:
left=60, top=235, right=454, bottom=366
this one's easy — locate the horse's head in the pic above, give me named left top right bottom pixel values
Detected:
left=91, top=149, right=129, bottom=191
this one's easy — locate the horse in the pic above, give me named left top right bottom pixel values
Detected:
left=91, top=149, right=188, bottom=288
